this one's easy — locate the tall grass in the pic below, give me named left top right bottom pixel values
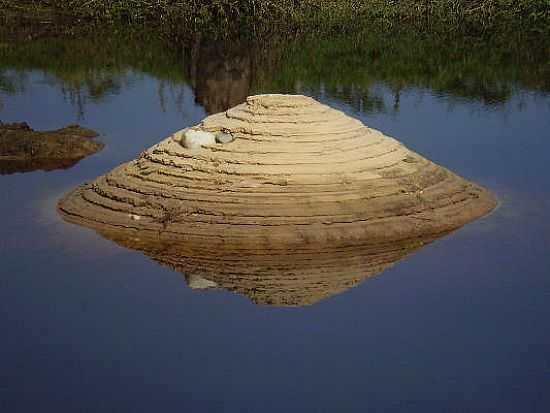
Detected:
left=1, top=0, right=549, bottom=36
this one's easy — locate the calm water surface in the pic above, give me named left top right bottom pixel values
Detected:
left=1, top=31, right=549, bottom=412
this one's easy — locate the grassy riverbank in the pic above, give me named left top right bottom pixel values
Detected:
left=1, top=1, right=549, bottom=37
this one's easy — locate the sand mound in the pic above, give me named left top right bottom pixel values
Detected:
left=58, top=94, right=496, bottom=304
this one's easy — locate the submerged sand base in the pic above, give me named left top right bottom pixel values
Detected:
left=58, top=94, right=496, bottom=305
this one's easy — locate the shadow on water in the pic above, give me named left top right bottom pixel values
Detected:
left=1, top=28, right=549, bottom=118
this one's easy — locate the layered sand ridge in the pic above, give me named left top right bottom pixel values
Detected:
left=58, top=94, right=496, bottom=305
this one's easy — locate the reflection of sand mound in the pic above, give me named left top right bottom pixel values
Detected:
left=58, top=94, right=496, bottom=305
left=0, top=122, right=103, bottom=174
left=92, top=227, right=440, bottom=306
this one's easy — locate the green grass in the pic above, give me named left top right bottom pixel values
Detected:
left=1, top=0, right=549, bottom=37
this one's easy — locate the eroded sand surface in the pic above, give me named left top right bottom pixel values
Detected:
left=0, top=122, right=103, bottom=174
left=58, top=94, right=496, bottom=304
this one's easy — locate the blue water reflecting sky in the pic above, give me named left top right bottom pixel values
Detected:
left=1, top=66, right=549, bottom=412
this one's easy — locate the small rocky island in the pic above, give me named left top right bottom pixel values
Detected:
left=58, top=94, right=496, bottom=305
left=0, top=122, right=103, bottom=174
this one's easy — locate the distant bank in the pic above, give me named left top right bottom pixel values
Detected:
left=1, top=0, right=549, bottom=38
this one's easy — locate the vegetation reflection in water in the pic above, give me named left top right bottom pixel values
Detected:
left=1, top=28, right=549, bottom=118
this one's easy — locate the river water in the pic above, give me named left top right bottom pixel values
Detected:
left=1, top=30, right=549, bottom=412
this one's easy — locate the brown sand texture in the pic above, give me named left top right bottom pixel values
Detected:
left=0, top=122, right=103, bottom=174
left=58, top=94, right=496, bottom=305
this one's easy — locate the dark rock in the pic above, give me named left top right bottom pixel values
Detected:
left=0, top=122, right=103, bottom=174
